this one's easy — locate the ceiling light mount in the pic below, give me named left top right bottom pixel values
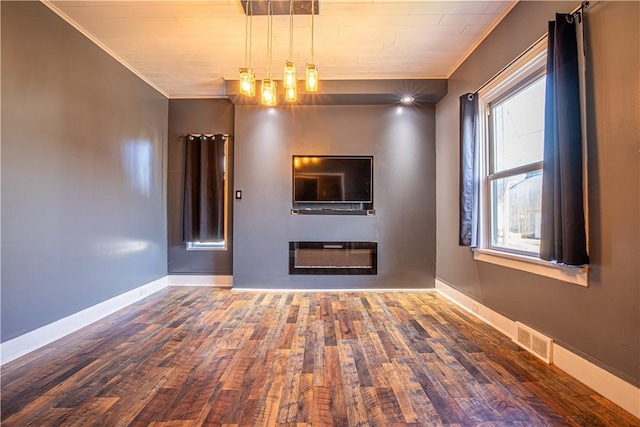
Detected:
left=240, top=0, right=318, bottom=16
left=400, top=95, right=415, bottom=105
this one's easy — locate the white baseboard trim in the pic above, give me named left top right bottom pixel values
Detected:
left=435, top=278, right=640, bottom=419
left=232, top=287, right=435, bottom=293
left=1, top=274, right=234, bottom=365
left=435, top=279, right=516, bottom=339
left=0, top=276, right=169, bottom=366
left=552, top=344, right=640, bottom=419
left=167, top=274, right=233, bottom=288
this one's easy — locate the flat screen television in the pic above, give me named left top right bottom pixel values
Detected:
left=292, top=156, right=373, bottom=206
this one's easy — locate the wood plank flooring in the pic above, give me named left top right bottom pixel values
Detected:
left=2, top=288, right=638, bottom=426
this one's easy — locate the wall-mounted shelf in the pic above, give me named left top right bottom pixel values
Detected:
left=291, top=208, right=375, bottom=216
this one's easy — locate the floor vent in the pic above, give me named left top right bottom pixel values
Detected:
left=514, top=322, right=553, bottom=364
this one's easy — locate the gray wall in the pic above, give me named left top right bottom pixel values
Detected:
left=167, top=99, right=235, bottom=274
left=435, top=1, right=639, bottom=386
left=234, top=105, right=436, bottom=289
left=1, top=2, right=168, bottom=342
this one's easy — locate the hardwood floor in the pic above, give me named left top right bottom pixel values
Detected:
left=1, top=288, right=638, bottom=426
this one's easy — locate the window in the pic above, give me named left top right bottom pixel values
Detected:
left=488, top=75, right=545, bottom=255
left=478, top=43, right=547, bottom=255
left=183, top=134, right=230, bottom=251
left=474, top=39, right=588, bottom=286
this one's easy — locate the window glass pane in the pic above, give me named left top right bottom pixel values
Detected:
left=491, top=170, right=542, bottom=254
left=491, top=77, right=545, bottom=172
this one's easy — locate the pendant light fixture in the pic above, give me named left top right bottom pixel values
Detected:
left=305, top=0, right=319, bottom=92
left=261, top=0, right=277, bottom=106
left=239, top=0, right=255, bottom=97
left=284, top=0, right=297, bottom=102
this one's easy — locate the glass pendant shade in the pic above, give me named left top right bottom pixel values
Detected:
left=261, top=78, right=277, bottom=106
left=285, top=84, right=297, bottom=102
left=305, top=64, right=319, bottom=92
left=283, top=61, right=296, bottom=89
left=239, top=68, right=256, bottom=97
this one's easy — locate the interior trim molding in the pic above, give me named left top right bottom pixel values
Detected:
left=167, top=274, right=233, bottom=288
left=168, top=95, right=230, bottom=100
left=39, top=0, right=170, bottom=98
left=445, top=0, right=518, bottom=78
left=233, top=287, right=436, bottom=293
left=473, top=249, right=588, bottom=287
left=0, top=276, right=169, bottom=366
left=1, top=275, right=234, bottom=365
left=435, top=278, right=640, bottom=419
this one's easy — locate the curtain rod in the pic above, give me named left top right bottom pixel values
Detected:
left=183, top=133, right=231, bottom=139
left=473, top=33, right=547, bottom=95
left=572, top=0, right=590, bottom=15
left=472, top=0, right=591, bottom=95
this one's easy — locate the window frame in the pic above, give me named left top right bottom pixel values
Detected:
left=473, top=39, right=588, bottom=287
left=486, top=70, right=545, bottom=257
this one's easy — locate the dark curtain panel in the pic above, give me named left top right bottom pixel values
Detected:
left=183, top=134, right=226, bottom=242
left=459, top=92, right=479, bottom=247
left=540, top=14, right=589, bottom=265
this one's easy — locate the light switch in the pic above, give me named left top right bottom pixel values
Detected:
left=235, top=190, right=242, bottom=200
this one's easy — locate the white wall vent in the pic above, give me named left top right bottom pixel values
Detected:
left=514, top=321, right=553, bottom=364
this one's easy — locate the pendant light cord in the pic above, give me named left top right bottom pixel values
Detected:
left=289, top=0, right=294, bottom=61
left=311, top=0, right=315, bottom=63
left=244, top=1, right=249, bottom=67
left=243, top=0, right=254, bottom=69
left=248, top=0, right=253, bottom=69
left=267, top=0, right=273, bottom=77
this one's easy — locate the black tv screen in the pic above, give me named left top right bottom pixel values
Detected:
left=293, top=156, right=373, bottom=204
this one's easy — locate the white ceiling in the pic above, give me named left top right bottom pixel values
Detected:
left=45, top=0, right=517, bottom=98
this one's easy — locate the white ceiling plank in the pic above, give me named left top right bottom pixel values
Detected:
left=48, top=0, right=516, bottom=97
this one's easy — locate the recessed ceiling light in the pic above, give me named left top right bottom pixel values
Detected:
left=400, top=95, right=415, bottom=105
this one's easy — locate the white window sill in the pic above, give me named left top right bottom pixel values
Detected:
left=473, top=248, right=588, bottom=287
left=186, top=241, right=226, bottom=251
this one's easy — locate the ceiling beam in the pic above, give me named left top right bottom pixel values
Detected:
left=225, top=79, right=448, bottom=106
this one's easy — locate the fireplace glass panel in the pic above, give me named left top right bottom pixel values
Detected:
left=289, top=242, right=377, bottom=275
